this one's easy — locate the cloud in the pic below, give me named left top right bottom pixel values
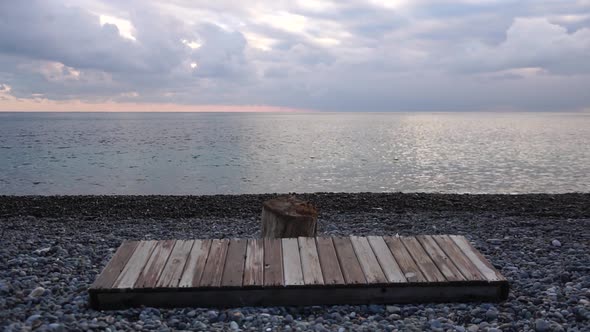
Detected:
left=453, top=17, right=590, bottom=74
left=0, top=0, right=590, bottom=111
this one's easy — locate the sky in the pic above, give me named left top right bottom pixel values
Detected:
left=0, top=0, right=589, bottom=112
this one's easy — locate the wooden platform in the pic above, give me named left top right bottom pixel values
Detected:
left=89, top=235, right=508, bottom=309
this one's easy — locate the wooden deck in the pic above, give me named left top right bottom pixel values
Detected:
left=89, top=235, right=508, bottom=309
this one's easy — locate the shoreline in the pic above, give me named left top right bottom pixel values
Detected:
left=2, top=192, right=590, bottom=219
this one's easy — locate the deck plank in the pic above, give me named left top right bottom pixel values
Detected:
left=199, top=239, right=230, bottom=287
left=90, top=235, right=509, bottom=310
left=332, top=237, right=366, bottom=284
left=113, top=240, right=157, bottom=289
left=367, top=236, right=406, bottom=283
left=221, top=239, right=248, bottom=287
left=315, top=237, right=345, bottom=285
left=135, top=240, right=176, bottom=288
left=156, top=240, right=194, bottom=288
left=350, top=236, right=387, bottom=284
left=433, top=235, right=486, bottom=281
left=417, top=236, right=465, bottom=282
left=450, top=235, right=505, bottom=282
left=298, top=237, right=324, bottom=285
left=91, top=241, right=139, bottom=289
left=282, top=238, right=304, bottom=286
left=178, top=239, right=211, bottom=287
left=401, top=237, right=446, bottom=282
left=383, top=236, right=427, bottom=282
left=243, top=239, right=264, bottom=286
left=263, top=238, right=283, bottom=287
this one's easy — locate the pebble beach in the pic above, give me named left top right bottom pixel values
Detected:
left=1, top=193, right=589, bottom=331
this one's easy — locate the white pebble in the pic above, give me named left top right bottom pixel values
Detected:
left=29, top=286, right=45, bottom=298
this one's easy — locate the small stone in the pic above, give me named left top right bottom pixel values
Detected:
left=467, top=325, right=479, bottom=332
left=535, top=319, right=550, bottom=332
left=454, top=326, right=466, bottom=332
left=229, top=321, right=239, bottom=330
left=48, top=323, right=65, bottom=332
left=207, top=310, right=219, bottom=322
left=187, top=310, right=197, bottom=317
left=386, top=306, right=401, bottom=314
left=230, top=311, right=243, bottom=322
left=29, top=286, right=45, bottom=298
left=430, top=319, right=442, bottom=329
left=485, top=309, right=498, bottom=320
left=34, top=247, right=51, bottom=255
left=26, top=314, right=42, bottom=327
left=551, top=240, right=562, bottom=247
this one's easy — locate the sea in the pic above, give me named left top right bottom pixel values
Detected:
left=0, top=112, right=589, bottom=195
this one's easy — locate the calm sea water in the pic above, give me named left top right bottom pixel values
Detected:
left=0, top=112, right=589, bottom=195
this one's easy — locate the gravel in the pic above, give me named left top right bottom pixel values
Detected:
left=1, top=193, right=589, bottom=331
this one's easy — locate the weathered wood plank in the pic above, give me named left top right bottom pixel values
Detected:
left=401, top=237, right=446, bottom=282
left=367, top=236, right=406, bottom=283
left=417, top=236, right=465, bottom=282
left=178, top=239, right=211, bottom=287
left=135, top=240, right=176, bottom=288
left=383, top=236, right=427, bottom=282
left=156, top=240, right=194, bottom=288
left=315, top=237, right=345, bottom=285
left=113, top=240, right=157, bottom=289
left=450, top=235, right=506, bottom=282
left=221, top=239, right=248, bottom=287
left=332, top=237, right=366, bottom=284
left=93, top=283, right=509, bottom=310
left=263, top=238, right=283, bottom=287
left=350, top=236, right=387, bottom=284
left=282, top=238, right=304, bottom=286
left=199, top=239, right=230, bottom=287
left=91, top=235, right=510, bottom=309
left=243, top=239, right=264, bottom=286
left=91, top=241, right=139, bottom=289
left=298, top=237, right=324, bottom=285
left=433, top=235, right=486, bottom=281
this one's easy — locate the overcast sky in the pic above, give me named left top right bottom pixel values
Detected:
left=1, top=0, right=589, bottom=112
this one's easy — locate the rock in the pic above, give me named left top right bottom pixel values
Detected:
left=187, top=310, right=197, bottom=317
left=26, top=314, right=42, bottom=327
left=0, top=280, right=10, bottom=294
left=534, top=319, right=550, bottom=332
left=207, top=310, right=219, bottom=323
left=48, top=323, right=65, bottom=332
left=230, top=311, right=243, bottom=322
left=467, top=325, right=479, bottom=332
left=485, top=309, right=498, bottom=320
left=34, top=247, right=51, bottom=255
left=386, top=306, right=401, bottom=314
left=551, top=240, right=562, bottom=247
left=229, top=321, right=239, bottom=330
left=29, top=286, right=45, bottom=298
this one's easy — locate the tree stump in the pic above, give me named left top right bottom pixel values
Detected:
left=261, top=196, right=318, bottom=238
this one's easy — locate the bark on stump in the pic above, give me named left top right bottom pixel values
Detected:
left=261, top=196, right=318, bottom=238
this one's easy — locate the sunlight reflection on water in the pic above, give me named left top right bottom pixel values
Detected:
left=0, top=112, right=589, bottom=194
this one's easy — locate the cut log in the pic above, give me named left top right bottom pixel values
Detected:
left=261, top=196, right=318, bottom=238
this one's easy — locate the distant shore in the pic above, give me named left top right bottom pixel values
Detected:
left=1, top=192, right=589, bottom=219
